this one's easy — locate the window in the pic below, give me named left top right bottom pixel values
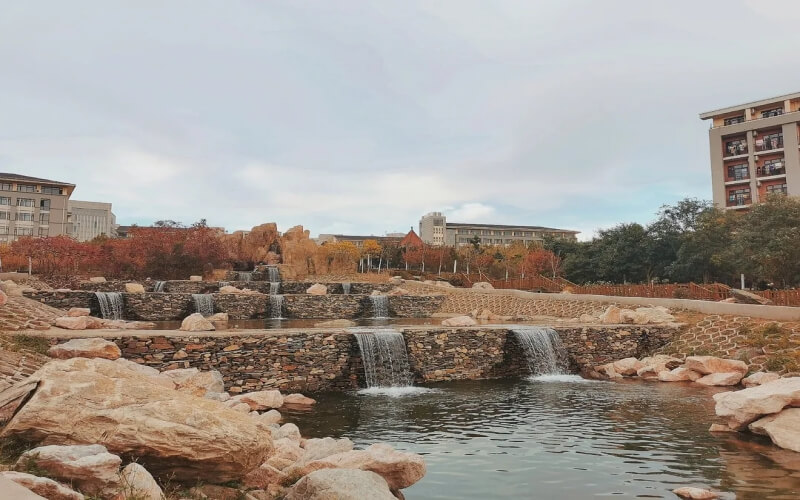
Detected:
left=39, top=213, right=49, bottom=224
left=15, top=212, right=34, bottom=222
left=0, top=183, right=11, bottom=191
left=761, top=108, right=784, bottom=118
left=727, top=163, right=749, bottom=181
left=14, top=227, right=33, bottom=236
left=0, top=197, right=10, bottom=206
left=16, top=198, right=34, bottom=207
left=724, top=116, right=745, bottom=125
left=38, top=228, right=49, bottom=237
left=766, top=183, right=788, bottom=195
left=16, top=184, right=36, bottom=192
left=0, top=212, right=8, bottom=220
left=41, top=186, right=63, bottom=195
left=0, top=227, right=8, bottom=235
left=757, top=132, right=783, bottom=151
left=759, top=158, right=785, bottom=177
left=727, top=187, right=751, bottom=206
left=40, top=199, right=50, bottom=210
left=724, top=139, right=747, bottom=156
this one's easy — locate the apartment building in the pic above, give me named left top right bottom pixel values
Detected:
left=0, top=173, right=75, bottom=243
left=419, top=212, right=578, bottom=247
left=68, top=200, right=117, bottom=241
left=317, top=233, right=404, bottom=248
left=700, top=92, right=800, bottom=209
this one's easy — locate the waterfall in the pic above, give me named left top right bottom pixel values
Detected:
left=192, top=294, right=215, bottom=316
left=354, top=330, right=413, bottom=388
left=512, top=327, right=569, bottom=376
left=267, top=266, right=280, bottom=282
left=153, top=281, right=166, bottom=293
left=269, top=282, right=280, bottom=295
left=342, top=282, right=351, bottom=295
left=238, top=271, right=253, bottom=282
left=219, top=281, right=230, bottom=288
left=95, top=292, right=124, bottom=320
left=370, top=295, right=389, bottom=319
left=269, top=295, right=284, bottom=319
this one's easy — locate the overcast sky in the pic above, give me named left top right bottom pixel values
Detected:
left=2, top=1, right=800, bottom=239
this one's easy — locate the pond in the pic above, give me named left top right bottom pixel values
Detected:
left=284, top=377, right=800, bottom=499
left=148, top=317, right=541, bottom=330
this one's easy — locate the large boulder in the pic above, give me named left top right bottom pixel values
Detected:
left=729, top=289, right=773, bottom=305
left=0, top=358, right=273, bottom=481
left=599, top=306, right=622, bottom=324
left=160, top=367, right=225, bottom=396
left=189, top=275, right=203, bottom=282
left=124, top=283, right=145, bottom=294
left=748, top=408, right=800, bottom=452
left=301, top=437, right=355, bottom=463
left=471, top=282, right=494, bottom=290
left=48, top=338, right=121, bottom=360
left=441, top=316, right=477, bottom=327
left=612, top=358, right=644, bottom=376
left=685, top=356, right=748, bottom=376
left=231, top=390, right=284, bottom=411
left=742, top=372, right=781, bottom=388
left=16, top=444, right=121, bottom=496
left=54, top=316, right=103, bottom=331
left=179, top=313, right=215, bottom=332
left=633, top=306, right=675, bottom=324
left=286, top=443, right=425, bottom=490
left=306, top=284, right=328, bottom=296
left=713, top=377, right=800, bottom=430
left=285, top=469, right=396, bottom=500
left=89, top=277, right=107, bottom=283
left=283, top=393, right=316, bottom=407
left=67, top=308, right=90, bottom=317
left=672, top=486, right=719, bottom=499
left=695, top=372, right=744, bottom=386
left=658, top=367, right=702, bottom=382
left=636, top=355, right=683, bottom=379
left=117, top=463, right=163, bottom=500
left=0, top=471, right=83, bottom=500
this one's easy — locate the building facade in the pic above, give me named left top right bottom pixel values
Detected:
left=419, top=212, right=578, bottom=247
left=0, top=173, right=75, bottom=243
left=700, top=92, right=800, bottom=209
left=68, top=200, right=117, bottom=241
left=317, top=233, right=404, bottom=248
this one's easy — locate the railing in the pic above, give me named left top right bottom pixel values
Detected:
left=757, top=166, right=785, bottom=177
left=759, top=289, right=800, bottom=306
left=756, top=137, right=783, bottom=151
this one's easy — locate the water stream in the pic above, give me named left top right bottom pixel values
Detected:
left=94, top=292, right=124, bottom=320
left=269, top=295, right=284, bottom=319
left=153, top=281, right=166, bottom=293
left=512, top=326, right=569, bottom=376
left=192, top=294, right=214, bottom=316
left=353, top=329, right=413, bottom=389
left=369, top=295, right=389, bottom=319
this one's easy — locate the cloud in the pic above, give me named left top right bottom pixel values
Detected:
left=448, top=203, right=496, bottom=222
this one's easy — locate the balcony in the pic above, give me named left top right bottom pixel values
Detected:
left=724, top=142, right=748, bottom=157
left=755, top=136, right=783, bottom=152
left=757, top=164, right=786, bottom=178
left=727, top=194, right=752, bottom=208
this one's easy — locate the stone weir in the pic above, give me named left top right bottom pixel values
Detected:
left=23, top=291, right=445, bottom=321
left=77, top=280, right=395, bottom=295
left=43, top=325, right=678, bottom=393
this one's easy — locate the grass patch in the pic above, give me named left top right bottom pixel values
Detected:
left=0, top=435, right=35, bottom=466
left=742, top=323, right=792, bottom=350
left=6, top=335, right=50, bottom=355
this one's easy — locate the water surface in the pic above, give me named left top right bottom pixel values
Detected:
left=284, top=378, right=800, bottom=499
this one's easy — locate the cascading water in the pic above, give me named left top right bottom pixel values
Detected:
left=370, top=294, right=389, bottom=319
left=269, top=282, right=280, bottom=295
left=153, top=281, right=166, bottom=293
left=267, top=266, right=280, bottom=282
left=512, top=327, right=569, bottom=376
left=95, top=292, right=124, bottom=320
left=342, top=282, right=351, bottom=295
left=354, top=329, right=413, bottom=388
left=238, top=271, right=253, bottom=282
left=192, top=294, right=215, bottom=316
left=269, top=295, right=284, bottom=319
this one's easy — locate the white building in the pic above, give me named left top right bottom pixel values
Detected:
left=419, top=211, right=578, bottom=247
left=68, top=200, right=117, bottom=241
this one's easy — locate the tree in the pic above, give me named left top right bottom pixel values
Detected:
left=361, top=239, right=382, bottom=272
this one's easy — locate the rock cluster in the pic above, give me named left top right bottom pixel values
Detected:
left=219, top=285, right=262, bottom=295
left=53, top=308, right=155, bottom=331
left=591, top=355, right=757, bottom=387
left=582, top=305, right=676, bottom=325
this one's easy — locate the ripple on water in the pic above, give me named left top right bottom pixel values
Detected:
left=356, top=386, right=442, bottom=397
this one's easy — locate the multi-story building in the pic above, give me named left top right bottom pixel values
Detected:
left=0, top=173, right=75, bottom=243
left=700, top=92, right=800, bottom=209
left=317, top=233, right=404, bottom=248
left=68, top=200, right=117, bottom=241
left=419, top=212, right=578, bottom=247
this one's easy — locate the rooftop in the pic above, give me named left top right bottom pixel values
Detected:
left=0, top=173, right=75, bottom=187
left=446, top=222, right=579, bottom=234
left=699, top=91, right=800, bottom=119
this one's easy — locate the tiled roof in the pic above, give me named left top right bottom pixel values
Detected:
left=0, top=173, right=75, bottom=187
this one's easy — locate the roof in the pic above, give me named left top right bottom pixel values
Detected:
left=446, top=222, right=579, bottom=234
left=400, top=229, right=424, bottom=248
left=0, top=173, right=75, bottom=187
left=326, top=234, right=401, bottom=241
left=699, top=91, right=800, bottom=119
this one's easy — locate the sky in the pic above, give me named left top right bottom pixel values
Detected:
left=2, top=0, right=800, bottom=240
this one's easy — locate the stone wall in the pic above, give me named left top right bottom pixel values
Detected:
left=45, top=325, right=678, bottom=393
left=156, top=281, right=219, bottom=294
left=389, top=295, right=446, bottom=317
left=437, top=292, right=611, bottom=319
left=24, top=290, right=95, bottom=312
left=282, top=295, right=444, bottom=319
left=278, top=282, right=394, bottom=295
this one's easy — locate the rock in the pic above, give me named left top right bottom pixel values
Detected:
left=729, top=288, right=773, bottom=305
left=207, top=312, right=229, bottom=323
left=67, top=308, right=90, bottom=317
left=243, top=463, right=288, bottom=489
left=112, top=359, right=174, bottom=389
left=219, top=286, right=261, bottom=295
left=116, top=463, right=163, bottom=500
left=441, top=315, right=477, bottom=327
left=713, top=377, right=800, bottom=430
left=124, top=283, right=145, bottom=294
left=205, top=391, right=230, bottom=402
left=658, top=367, right=702, bottom=382
left=285, top=469, right=396, bottom=500
left=0, top=357, right=273, bottom=481
left=708, top=423, right=736, bottom=433
left=618, top=309, right=643, bottom=324
left=271, top=437, right=305, bottom=463
left=48, top=338, right=121, bottom=360
left=301, top=437, right=355, bottom=462
left=89, top=277, right=107, bottom=283
left=189, top=275, right=203, bottom=282
left=685, top=356, right=748, bottom=375
left=1, top=280, right=24, bottom=297
left=314, top=319, right=356, bottom=328
left=599, top=305, right=622, bottom=324
left=179, top=313, right=215, bottom=332
left=251, top=409, right=282, bottom=426
left=188, top=485, right=243, bottom=499
left=287, top=443, right=425, bottom=490
left=634, top=306, right=676, bottom=324
left=160, top=367, right=225, bottom=396
left=0, top=471, right=83, bottom=500
left=471, top=282, right=494, bottom=290
left=672, top=486, right=719, bottom=499
left=636, top=355, right=683, bottom=378
left=387, top=287, right=410, bottom=296
left=101, top=320, right=156, bottom=330
left=742, top=372, right=781, bottom=388
left=283, top=393, right=316, bottom=406
left=371, top=290, right=383, bottom=296
left=54, top=316, right=103, bottom=330
left=595, top=363, right=622, bottom=380
left=16, top=444, right=121, bottom=496
left=748, top=408, right=800, bottom=452
left=231, top=390, right=284, bottom=410
left=578, top=314, right=597, bottom=323
left=273, top=423, right=301, bottom=442
left=612, top=357, right=644, bottom=376
left=695, top=372, right=744, bottom=386
left=306, top=284, right=328, bottom=295
left=0, top=289, right=7, bottom=306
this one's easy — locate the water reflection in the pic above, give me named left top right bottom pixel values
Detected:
left=285, top=378, right=800, bottom=499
